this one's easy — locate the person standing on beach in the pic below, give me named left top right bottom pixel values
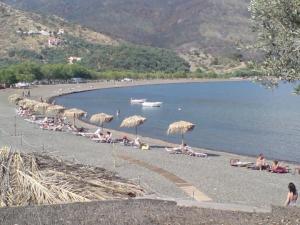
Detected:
left=27, top=90, right=30, bottom=97
left=284, top=183, right=298, bottom=206
left=116, top=109, right=120, bottom=117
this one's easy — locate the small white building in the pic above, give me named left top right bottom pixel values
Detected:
left=68, top=56, right=82, bottom=64
left=39, top=30, right=50, bottom=36
left=57, top=28, right=65, bottom=35
left=48, top=38, right=62, bottom=47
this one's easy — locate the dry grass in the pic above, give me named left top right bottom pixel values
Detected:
left=0, top=147, right=145, bottom=207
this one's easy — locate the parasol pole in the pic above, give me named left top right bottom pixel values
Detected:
left=181, top=132, right=184, bottom=145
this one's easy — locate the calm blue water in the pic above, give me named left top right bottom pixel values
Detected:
left=56, top=81, right=300, bottom=162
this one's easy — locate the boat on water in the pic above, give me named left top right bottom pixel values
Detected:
left=130, top=98, right=147, bottom=104
left=142, top=101, right=163, bottom=107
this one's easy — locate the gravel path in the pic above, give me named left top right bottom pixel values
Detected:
left=1, top=199, right=300, bottom=225
left=0, top=80, right=300, bottom=209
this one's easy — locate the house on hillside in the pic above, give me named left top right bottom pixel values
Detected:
left=48, top=37, right=62, bottom=47
left=39, top=30, right=50, bottom=36
left=57, top=29, right=64, bottom=35
left=68, top=56, right=82, bottom=64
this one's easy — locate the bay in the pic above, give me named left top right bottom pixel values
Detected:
left=56, top=81, right=300, bottom=162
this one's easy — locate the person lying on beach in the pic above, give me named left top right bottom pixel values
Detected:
left=230, top=159, right=254, bottom=167
left=67, top=124, right=86, bottom=133
left=165, top=146, right=183, bottom=154
left=165, top=144, right=207, bottom=157
left=183, top=145, right=207, bottom=157
left=91, top=132, right=107, bottom=143
left=270, top=160, right=289, bottom=173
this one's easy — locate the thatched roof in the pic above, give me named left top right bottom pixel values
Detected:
left=120, top=115, right=146, bottom=128
left=90, top=113, right=113, bottom=125
left=63, top=108, right=86, bottom=118
left=8, top=94, right=23, bottom=104
left=33, top=102, right=51, bottom=114
left=0, top=147, right=145, bottom=208
left=45, top=105, right=65, bottom=116
left=167, top=121, right=195, bottom=135
left=18, top=99, right=39, bottom=110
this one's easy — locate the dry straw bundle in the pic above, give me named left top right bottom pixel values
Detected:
left=0, top=147, right=144, bottom=207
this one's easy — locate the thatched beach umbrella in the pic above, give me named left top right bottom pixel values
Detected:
left=120, top=115, right=146, bottom=137
left=45, top=105, right=65, bottom=116
left=90, top=113, right=113, bottom=130
left=8, top=94, right=23, bottom=104
left=19, top=99, right=39, bottom=110
left=64, top=108, right=86, bottom=125
left=167, top=121, right=195, bottom=145
left=33, top=102, right=51, bottom=114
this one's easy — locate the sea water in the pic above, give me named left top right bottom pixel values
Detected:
left=56, top=81, right=300, bottom=162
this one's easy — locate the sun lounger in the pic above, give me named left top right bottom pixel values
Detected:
left=165, top=147, right=182, bottom=154
left=189, top=152, right=208, bottom=158
left=230, top=159, right=254, bottom=167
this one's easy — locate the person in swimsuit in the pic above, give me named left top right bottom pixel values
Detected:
left=285, top=182, right=298, bottom=206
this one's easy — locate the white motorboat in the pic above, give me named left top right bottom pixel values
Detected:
left=130, top=98, right=147, bottom=104
left=142, top=101, right=163, bottom=107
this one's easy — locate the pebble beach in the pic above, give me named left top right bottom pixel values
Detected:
left=0, top=79, right=299, bottom=210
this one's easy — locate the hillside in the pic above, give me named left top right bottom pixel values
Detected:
left=1, top=0, right=253, bottom=59
left=0, top=3, right=117, bottom=56
left=0, top=3, right=189, bottom=72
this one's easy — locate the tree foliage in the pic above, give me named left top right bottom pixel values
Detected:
left=7, top=36, right=190, bottom=73
left=249, top=0, right=300, bottom=80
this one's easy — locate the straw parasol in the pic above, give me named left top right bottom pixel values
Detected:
left=8, top=94, right=23, bottom=104
left=120, top=115, right=146, bottom=137
left=33, top=102, right=51, bottom=114
left=19, top=99, right=39, bottom=110
left=45, top=105, right=65, bottom=116
left=167, top=120, right=195, bottom=145
left=90, top=113, right=113, bottom=130
left=63, top=108, right=86, bottom=125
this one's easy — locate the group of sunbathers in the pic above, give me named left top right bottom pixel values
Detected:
left=17, top=106, right=33, bottom=117
left=77, top=129, right=113, bottom=143
left=165, top=143, right=207, bottom=158
left=230, top=153, right=293, bottom=174
left=19, top=109, right=151, bottom=149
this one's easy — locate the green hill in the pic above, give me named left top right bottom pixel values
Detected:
left=0, top=3, right=189, bottom=72
left=1, top=0, right=253, bottom=58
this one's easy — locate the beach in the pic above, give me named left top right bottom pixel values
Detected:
left=0, top=79, right=299, bottom=209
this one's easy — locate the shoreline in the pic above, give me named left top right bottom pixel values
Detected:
left=50, top=78, right=298, bottom=165
left=1, top=78, right=300, bottom=208
left=4, top=77, right=300, bottom=164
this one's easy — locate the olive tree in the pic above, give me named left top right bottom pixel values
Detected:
left=249, top=0, right=300, bottom=80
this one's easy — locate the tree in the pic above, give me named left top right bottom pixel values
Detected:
left=249, top=0, right=300, bottom=80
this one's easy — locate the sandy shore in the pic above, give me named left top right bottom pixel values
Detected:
left=0, top=79, right=299, bottom=208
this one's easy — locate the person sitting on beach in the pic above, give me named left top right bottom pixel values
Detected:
left=183, top=144, right=207, bottom=157
left=134, top=137, right=142, bottom=148
left=284, top=183, right=298, bottom=206
left=105, top=131, right=112, bottom=143
left=122, top=136, right=133, bottom=146
left=271, top=160, right=289, bottom=173
left=255, top=154, right=269, bottom=170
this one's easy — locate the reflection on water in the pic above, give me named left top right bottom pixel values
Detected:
left=56, top=81, right=300, bottom=162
